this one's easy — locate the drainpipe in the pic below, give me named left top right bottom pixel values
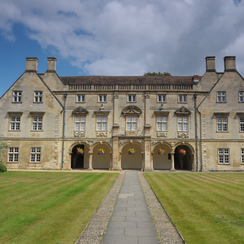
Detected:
left=194, top=93, right=199, bottom=172
left=61, top=93, right=67, bottom=170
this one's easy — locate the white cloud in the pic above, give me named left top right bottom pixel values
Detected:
left=0, top=0, right=244, bottom=75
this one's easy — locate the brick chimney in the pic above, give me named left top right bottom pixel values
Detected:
left=224, top=56, right=236, bottom=71
left=26, top=57, right=38, bottom=72
left=205, top=56, right=215, bottom=72
left=47, top=57, right=57, bottom=72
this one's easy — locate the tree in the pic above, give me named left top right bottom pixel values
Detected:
left=143, top=72, right=172, bottom=76
left=0, top=139, right=8, bottom=163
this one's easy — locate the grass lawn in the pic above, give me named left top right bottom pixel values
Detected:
left=0, top=171, right=118, bottom=244
left=144, top=173, right=244, bottom=244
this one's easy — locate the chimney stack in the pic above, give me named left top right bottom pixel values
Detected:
left=47, top=57, right=57, bottom=72
left=26, top=57, right=38, bottom=72
left=224, top=56, right=236, bottom=71
left=205, top=56, right=215, bottom=72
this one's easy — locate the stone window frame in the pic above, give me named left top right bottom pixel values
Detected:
left=13, top=91, right=22, bottom=103
left=30, top=112, right=45, bottom=132
left=218, top=148, right=229, bottom=164
left=156, top=115, right=168, bottom=132
left=75, top=116, right=86, bottom=131
left=239, top=92, right=244, bottom=103
left=178, top=94, right=187, bottom=103
left=8, top=147, right=19, bottom=162
left=8, top=112, right=23, bottom=131
left=126, top=116, right=138, bottom=131
left=177, top=116, right=188, bottom=132
left=76, top=94, right=85, bottom=103
left=98, top=94, right=107, bottom=103
left=30, top=147, right=41, bottom=163
left=34, top=91, right=43, bottom=103
left=94, top=111, right=110, bottom=133
left=72, top=107, right=89, bottom=135
left=214, top=112, right=230, bottom=133
left=240, top=117, right=244, bottom=132
left=157, top=94, right=167, bottom=103
left=122, top=106, right=142, bottom=134
left=241, top=149, right=244, bottom=164
left=216, top=91, right=226, bottom=103
left=127, top=94, right=136, bottom=103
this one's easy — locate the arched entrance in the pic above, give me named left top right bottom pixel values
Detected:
left=153, top=144, right=171, bottom=170
left=92, top=144, right=111, bottom=169
left=71, top=144, right=85, bottom=169
left=174, top=145, right=192, bottom=170
left=121, top=143, right=143, bottom=170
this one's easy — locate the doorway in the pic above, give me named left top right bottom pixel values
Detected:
left=71, top=144, right=84, bottom=169
left=174, top=145, right=192, bottom=170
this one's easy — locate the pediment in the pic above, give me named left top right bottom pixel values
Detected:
left=72, top=107, right=88, bottom=115
left=122, top=106, right=142, bottom=116
left=175, top=106, right=191, bottom=115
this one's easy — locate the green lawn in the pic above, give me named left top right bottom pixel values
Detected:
left=0, top=171, right=118, bottom=244
left=145, top=173, right=244, bottom=244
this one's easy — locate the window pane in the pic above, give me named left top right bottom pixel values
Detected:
left=178, top=117, right=182, bottom=122
left=217, top=124, right=222, bottom=131
left=80, top=123, right=85, bottom=131
left=183, top=123, right=188, bottom=131
left=37, top=148, right=41, bottom=152
left=127, top=123, right=132, bottom=131
left=16, top=123, right=20, bottom=130
left=75, top=117, right=80, bottom=122
left=183, top=117, right=188, bottom=122
left=127, top=117, right=131, bottom=122
left=223, top=124, right=227, bottom=131
left=9, top=148, right=13, bottom=152
left=157, top=123, right=162, bottom=131
left=9, top=154, right=13, bottom=161
left=102, top=122, right=107, bottom=131
left=81, top=117, right=85, bottom=122
left=162, top=116, right=167, bottom=122
left=132, top=117, right=137, bottom=122
left=178, top=123, right=182, bottom=131
left=222, top=118, right=227, bottom=123
left=38, top=124, right=42, bottom=130
left=102, top=117, right=107, bottom=122
left=15, top=148, right=19, bottom=153
left=36, top=154, right=41, bottom=161
left=14, top=154, right=19, bottom=161
left=31, top=154, right=35, bottom=161
left=163, top=123, right=167, bottom=131
left=31, top=148, right=36, bottom=152
left=97, top=122, right=101, bottom=130
left=132, top=122, right=137, bottom=131
left=97, top=117, right=102, bottom=122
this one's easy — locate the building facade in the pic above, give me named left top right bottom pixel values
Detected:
left=1, top=56, right=244, bottom=172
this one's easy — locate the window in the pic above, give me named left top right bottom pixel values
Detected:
left=32, top=117, right=43, bottom=131
left=178, top=95, right=187, bottom=103
left=10, top=117, right=21, bottom=130
left=97, top=116, right=107, bottom=131
left=76, top=95, right=85, bottom=103
left=34, top=91, right=43, bottom=103
left=13, top=91, right=22, bottom=103
left=128, top=95, right=136, bottom=102
left=30, top=147, right=41, bottom=162
left=126, top=116, right=137, bottom=131
left=217, top=117, right=228, bottom=132
left=218, top=149, right=229, bottom=164
left=241, top=149, right=244, bottom=164
left=157, top=116, right=167, bottom=131
left=75, top=116, right=85, bottom=131
left=98, top=95, right=107, bottom=102
left=157, top=95, right=166, bottom=103
left=240, top=118, right=244, bottom=132
left=239, top=92, right=244, bottom=102
left=178, top=117, right=188, bottom=131
left=217, top=92, right=226, bottom=103
left=8, top=147, right=19, bottom=162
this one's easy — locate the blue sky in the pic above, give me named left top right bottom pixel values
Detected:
left=0, top=0, right=244, bottom=97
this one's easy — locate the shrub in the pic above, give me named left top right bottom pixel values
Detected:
left=0, top=162, right=7, bottom=172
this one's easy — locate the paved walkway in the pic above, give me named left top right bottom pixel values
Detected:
left=102, top=171, right=159, bottom=244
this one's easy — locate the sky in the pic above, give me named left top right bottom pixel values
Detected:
left=0, top=0, right=244, bottom=97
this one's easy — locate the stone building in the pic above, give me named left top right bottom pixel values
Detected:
left=1, top=56, right=244, bottom=172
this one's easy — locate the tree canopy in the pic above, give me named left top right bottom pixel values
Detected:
left=143, top=72, right=172, bottom=76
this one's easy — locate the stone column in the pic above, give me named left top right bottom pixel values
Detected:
left=112, top=137, right=121, bottom=170
left=144, top=93, right=151, bottom=134
left=87, top=152, right=93, bottom=171
left=109, top=152, right=113, bottom=171
left=144, top=138, right=153, bottom=171
left=170, top=152, right=175, bottom=171
left=113, top=93, right=119, bottom=125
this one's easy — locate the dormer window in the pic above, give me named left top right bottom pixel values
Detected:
left=34, top=91, right=43, bottom=103
left=157, top=95, right=166, bottom=103
left=178, top=95, right=187, bottom=103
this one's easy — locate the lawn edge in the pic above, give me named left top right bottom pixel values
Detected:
left=140, top=172, right=186, bottom=244
left=75, top=172, right=125, bottom=244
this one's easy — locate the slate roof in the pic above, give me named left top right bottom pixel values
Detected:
left=59, top=76, right=201, bottom=86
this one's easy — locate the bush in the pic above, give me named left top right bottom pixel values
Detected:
left=0, top=162, right=7, bottom=172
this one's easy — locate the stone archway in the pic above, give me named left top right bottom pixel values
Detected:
left=153, top=143, right=171, bottom=170
left=70, top=143, right=90, bottom=169
left=174, top=145, right=193, bottom=170
left=121, top=143, right=143, bottom=170
left=92, top=143, right=111, bottom=170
